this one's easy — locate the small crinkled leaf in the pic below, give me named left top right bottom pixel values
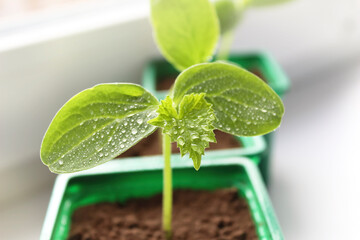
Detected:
left=213, top=0, right=246, bottom=34
left=150, top=0, right=219, bottom=71
left=149, top=94, right=216, bottom=170
left=173, top=62, right=284, bottom=136
left=41, top=83, right=159, bottom=173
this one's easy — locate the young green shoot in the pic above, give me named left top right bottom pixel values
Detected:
left=40, top=0, right=285, bottom=239
left=41, top=62, right=284, bottom=238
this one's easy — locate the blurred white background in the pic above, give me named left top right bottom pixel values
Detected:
left=0, top=0, right=359, bottom=239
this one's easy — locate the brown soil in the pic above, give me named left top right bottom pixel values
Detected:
left=118, top=130, right=241, bottom=158
left=68, top=188, right=258, bottom=240
left=248, top=69, right=265, bottom=82
left=156, top=76, right=178, bottom=91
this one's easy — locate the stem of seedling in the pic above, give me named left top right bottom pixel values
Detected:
left=217, top=30, right=234, bottom=61
left=162, top=131, right=172, bottom=240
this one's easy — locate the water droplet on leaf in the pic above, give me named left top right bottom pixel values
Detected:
left=177, top=136, right=185, bottom=146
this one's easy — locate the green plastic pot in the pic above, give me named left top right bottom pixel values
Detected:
left=141, top=52, right=289, bottom=183
left=40, top=157, right=283, bottom=240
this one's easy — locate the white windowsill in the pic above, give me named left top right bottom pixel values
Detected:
left=0, top=0, right=149, bottom=52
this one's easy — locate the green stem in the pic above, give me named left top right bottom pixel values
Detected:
left=162, top=131, right=172, bottom=240
left=216, top=30, right=234, bottom=61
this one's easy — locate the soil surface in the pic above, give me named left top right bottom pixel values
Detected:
left=156, top=76, right=178, bottom=91
left=118, top=130, right=241, bottom=158
left=68, top=188, right=258, bottom=240
left=248, top=68, right=265, bottom=81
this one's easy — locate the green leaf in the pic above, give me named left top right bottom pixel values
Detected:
left=41, top=83, right=159, bottom=173
left=149, top=94, right=216, bottom=170
left=172, top=62, right=284, bottom=136
left=213, top=0, right=246, bottom=34
left=150, top=0, right=219, bottom=71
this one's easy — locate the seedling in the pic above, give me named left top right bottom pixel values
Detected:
left=213, top=0, right=293, bottom=60
left=40, top=0, right=284, bottom=239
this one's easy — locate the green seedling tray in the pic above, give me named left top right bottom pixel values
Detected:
left=142, top=52, right=289, bottom=183
left=40, top=157, right=283, bottom=240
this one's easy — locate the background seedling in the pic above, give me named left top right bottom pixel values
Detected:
left=213, top=0, right=293, bottom=60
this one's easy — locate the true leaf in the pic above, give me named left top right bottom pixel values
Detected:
left=150, top=0, right=219, bottom=71
left=172, top=62, right=284, bottom=136
left=41, top=83, right=159, bottom=173
left=149, top=94, right=216, bottom=170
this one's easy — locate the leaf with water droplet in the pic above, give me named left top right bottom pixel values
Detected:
left=172, top=62, right=284, bottom=136
left=148, top=94, right=216, bottom=170
left=41, top=83, right=159, bottom=173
